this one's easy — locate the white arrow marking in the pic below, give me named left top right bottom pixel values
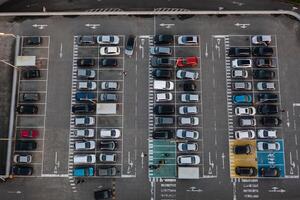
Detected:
left=139, top=44, right=144, bottom=59
left=232, top=1, right=244, bottom=6
left=8, top=191, right=22, bottom=194
left=222, top=153, right=225, bottom=169
left=235, top=23, right=250, bottom=29
left=159, top=23, right=175, bottom=29
left=205, top=43, right=208, bottom=57
left=141, top=152, right=144, bottom=169
left=59, top=43, right=63, bottom=58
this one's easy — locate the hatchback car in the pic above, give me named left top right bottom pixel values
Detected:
left=15, top=140, right=37, bottom=151
left=252, top=47, right=273, bottom=56
left=232, top=82, right=252, bottom=91
left=77, top=58, right=96, bottom=67
left=234, top=106, right=256, bottom=116
left=154, top=117, right=175, bottom=126
left=232, top=94, right=252, bottom=104
left=12, top=166, right=33, bottom=175
left=176, top=70, right=199, bottom=80
left=99, top=93, right=118, bottom=102
left=77, top=69, right=96, bottom=79
left=253, top=69, right=275, bottom=79
left=97, top=35, right=119, bottom=44
left=24, top=36, right=42, bottom=45
left=257, top=129, right=277, bottom=139
left=239, top=118, right=256, bottom=127
left=13, top=154, right=32, bottom=164
left=231, top=69, right=248, bottom=78
left=251, top=35, right=271, bottom=45
left=233, top=144, right=252, bottom=155
left=234, top=130, right=255, bottom=140
left=178, top=106, right=198, bottom=115
left=75, top=141, right=96, bottom=150
left=261, top=117, right=281, bottom=126
left=183, top=82, right=197, bottom=91
left=100, top=46, right=120, bottom=56
left=176, top=129, right=199, bottom=140
left=74, top=129, right=95, bottom=138
left=99, top=58, right=118, bottom=67
left=177, top=35, right=198, bottom=45
left=23, top=69, right=41, bottom=79
left=72, top=104, right=96, bottom=114
left=21, top=93, right=40, bottom=102
left=77, top=36, right=95, bottom=45
left=177, top=142, right=198, bottom=152
left=152, top=69, right=172, bottom=79
left=21, top=129, right=39, bottom=138
left=100, top=129, right=121, bottom=138
left=99, top=141, right=117, bottom=151
left=101, top=81, right=119, bottom=90
left=75, top=92, right=96, bottom=102
left=181, top=94, right=199, bottom=102
left=177, top=155, right=200, bottom=165
left=155, top=92, right=173, bottom=102
left=255, top=58, right=273, bottom=68
left=257, top=93, right=278, bottom=103
left=99, top=153, right=117, bottom=162
left=150, top=47, right=172, bottom=56
left=154, top=34, right=173, bottom=44
left=235, top=166, right=257, bottom=176
left=178, top=117, right=199, bottom=126
left=154, top=105, right=175, bottom=115
left=259, top=167, right=280, bottom=177
left=257, top=142, right=280, bottom=151
left=256, top=82, right=275, bottom=91
left=125, top=35, right=135, bottom=56
left=75, top=116, right=95, bottom=126
left=153, top=129, right=174, bottom=139
left=150, top=57, right=173, bottom=67
left=77, top=81, right=97, bottom=91
left=231, top=59, right=252, bottom=68
left=228, top=47, right=251, bottom=57
left=17, top=105, right=38, bottom=114
left=73, top=154, right=96, bottom=164
left=176, top=57, right=198, bottom=67
left=257, top=105, right=278, bottom=115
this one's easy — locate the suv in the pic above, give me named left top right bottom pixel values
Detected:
left=150, top=57, right=173, bottom=67
left=154, top=117, right=175, bottom=126
left=99, top=141, right=117, bottom=151
left=261, top=117, right=281, bottom=126
left=23, top=69, right=40, bottom=79
left=154, top=34, right=173, bottom=44
left=252, top=47, right=273, bottom=56
left=255, top=58, right=273, bottom=68
left=17, top=105, right=38, bottom=114
left=72, top=104, right=96, bottom=114
left=98, top=166, right=117, bottom=176
left=239, top=118, right=256, bottom=127
left=253, top=69, right=275, bottom=79
left=153, top=129, right=174, bottom=139
left=125, top=35, right=135, bottom=56
left=235, top=166, right=257, bottom=176
left=231, top=59, right=252, bottom=68
left=150, top=47, right=172, bottom=56
left=257, top=93, right=278, bottom=103
left=99, top=93, right=118, bottom=102
left=99, top=58, right=118, bottom=67
left=75, top=116, right=95, bottom=126
left=153, top=80, right=174, bottom=90
left=257, top=82, right=275, bottom=91
left=77, top=69, right=96, bottom=79
left=233, top=144, right=252, bottom=154
left=257, top=105, right=278, bottom=114
left=15, top=140, right=37, bottom=150
left=77, top=58, right=95, bottom=67
left=154, top=105, right=175, bottom=115
left=20, top=93, right=40, bottom=102
left=232, top=82, right=252, bottom=91
left=152, top=69, right=172, bottom=79
left=228, top=47, right=251, bottom=57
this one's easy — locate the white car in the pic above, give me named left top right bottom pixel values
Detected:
left=178, top=117, right=199, bottom=126
left=176, top=70, right=199, bottom=80
left=101, top=81, right=119, bottom=90
left=99, top=153, right=117, bottom=162
left=177, top=35, right=198, bottom=45
left=77, top=81, right=97, bottom=90
left=251, top=35, right=271, bottom=45
left=176, top=129, right=199, bottom=140
left=177, top=155, right=200, bottom=165
left=75, top=116, right=95, bottom=126
left=74, top=154, right=96, bottom=164
left=181, top=94, right=199, bottom=102
left=234, top=130, right=255, bottom=140
left=232, top=59, right=252, bottom=68
left=153, top=80, right=174, bottom=90
left=74, top=129, right=95, bottom=138
left=155, top=92, right=173, bottom=102
left=231, top=69, right=248, bottom=78
left=256, top=82, right=275, bottom=91
left=178, top=106, right=198, bottom=115
left=257, top=129, right=277, bottom=139
left=257, top=142, right=280, bottom=151
left=13, top=154, right=32, bottom=164
left=100, top=128, right=121, bottom=138
left=97, top=35, right=120, bottom=45
left=177, top=142, right=198, bottom=152
left=100, top=46, right=120, bottom=56
left=235, top=106, right=256, bottom=116
left=74, top=141, right=96, bottom=150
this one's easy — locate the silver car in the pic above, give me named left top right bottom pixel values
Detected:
left=257, top=129, right=277, bottom=139
left=74, top=141, right=96, bottom=150
left=178, top=117, right=199, bottom=126
left=257, top=142, right=280, bottom=151
left=97, top=35, right=120, bottom=45
left=176, top=70, right=199, bottom=80
left=178, top=106, right=198, bottom=114
left=176, top=129, right=199, bottom=140
left=100, top=129, right=121, bottom=138
left=150, top=47, right=172, bottom=56
left=74, top=129, right=95, bottom=138
left=101, top=81, right=119, bottom=91
left=13, top=154, right=32, bottom=164
left=181, top=94, right=199, bottom=102
left=256, top=82, right=275, bottom=91
left=177, top=142, right=198, bottom=152
left=99, top=153, right=117, bottom=162
left=177, top=35, right=198, bottom=45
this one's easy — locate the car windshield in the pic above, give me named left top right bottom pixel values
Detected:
left=85, top=143, right=91, bottom=148
left=257, top=36, right=263, bottom=42
left=184, top=37, right=193, bottom=42
left=111, top=130, right=116, bottom=136
left=87, top=156, right=92, bottom=162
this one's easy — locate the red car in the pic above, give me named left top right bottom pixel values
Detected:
left=176, top=57, right=198, bottom=67
left=21, top=129, right=39, bottom=138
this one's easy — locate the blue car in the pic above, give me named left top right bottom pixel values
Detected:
left=75, top=92, right=96, bottom=102
left=73, top=167, right=94, bottom=177
left=232, top=94, right=252, bottom=104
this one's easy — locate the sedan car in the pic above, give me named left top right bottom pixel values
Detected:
left=20, top=129, right=39, bottom=138
left=100, top=129, right=121, bottom=138
left=125, top=35, right=135, bottom=56
left=13, top=154, right=32, bottom=164
left=75, top=141, right=96, bottom=150
left=178, top=117, right=199, bottom=126
left=235, top=130, right=255, bottom=140
left=177, top=142, right=198, bottom=152
left=256, top=82, right=275, bottom=91
left=21, top=93, right=40, bottom=102
left=77, top=58, right=95, bottom=67
left=176, top=57, right=198, bottom=67
left=150, top=46, right=172, bottom=56
left=257, top=105, right=278, bottom=114
left=231, top=59, right=252, bottom=68
left=234, top=106, right=256, bottom=116
left=77, top=81, right=97, bottom=91
left=12, top=166, right=33, bottom=175
left=261, top=117, right=281, bottom=126
left=181, top=94, right=199, bottom=102
left=259, top=167, right=280, bottom=177
left=73, top=154, right=96, bottom=164
left=152, top=69, right=172, bottom=79
left=97, top=35, right=119, bottom=44
left=72, top=104, right=96, bottom=114
left=99, top=153, right=117, bottom=162
left=23, top=69, right=41, bottom=79
left=94, top=189, right=113, bottom=200
left=257, top=142, right=280, bottom=151
left=77, top=36, right=95, bottom=45
left=154, top=117, right=174, bottom=126
left=17, top=105, right=38, bottom=114
left=99, top=46, right=120, bottom=56
left=239, top=118, right=256, bottom=127
left=232, top=94, right=252, bottom=104
left=74, top=116, right=95, bottom=126
left=233, top=144, right=252, bottom=155
left=101, top=81, right=119, bottom=90
left=176, top=129, right=199, bottom=140
left=232, top=82, right=252, bottom=91
left=153, top=80, right=174, bottom=90
left=235, top=166, right=257, bottom=177
left=74, top=129, right=95, bottom=138
left=231, top=69, right=248, bottom=78
left=183, top=82, right=197, bottom=91
left=155, top=92, right=173, bottom=102
left=154, top=34, right=173, bottom=44
left=255, top=58, right=273, bottom=68
left=177, top=155, right=200, bottom=165
left=154, top=105, right=175, bottom=115
left=252, top=47, right=273, bottom=56
left=150, top=57, right=173, bottom=68
left=178, top=35, right=198, bottom=45
left=99, top=141, right=117, bottom=151
left=99, top=93, right=118, bottom=102
left=176, top=70, right=199, bottom=80
left=24, top=36, right=42, bottom=45
left=257, top=93, right=278, bottom=103
left=99, top=58, right=118, bottom=67
left=15, top=140, right=37, bottom=151
left=228, top=47, right=251, bottom=57
left=75, top=92, right=96, bottom=102
left=257, top=129, right=277, bottom=139
left=178, top=106, right=198, bottom=115
left=251, top=35, right=271, bottom=45
left=253, top=69, right=275, bottom=79
left=153, top=130, right=174, bottom=139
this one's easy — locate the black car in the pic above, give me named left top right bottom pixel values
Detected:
left=12, top=166, right=33, bottom=175
left=77, top=36, right=95, bottom=45
left=17, top=105, right=38, bottom=114
left=154, top=105, right=175, bottom=115
left=15, top=140, right=37, bottom=151
left=94, top=189, right=113, bottom=200
left=77, top=58, right=96, bottom=67
left=253, top=70, right=275, bottom=79
left=154, top=117, right=175, bottom=126
left=252, top=47, right=273, bottom=56
left=261, top=117, right=281, bottom=126
left=235, top=166, right=257, bottom=176
left=257, top=105, right=278, bottom=115
left=152, top=69, right=172, bottom=79
left=257, top=93, right=278, bottom=103
left=255, top=58, right=273, bottom=68
left=99, top=58, right=118, bottom=67
left=183, top=82, right=196, bottom=91
left=24, top=36, right=42, bottom=45
left=99, top=141, right=117, bottom=151
left=153, top=129, right=174, bottom=139
left=154, top=34, right=173, bottom=45
left=99, top=93, right=118, bottom=102
left=150, top=57, right=173, bottom=68
left=228, top=47, right=251, bottom=57
left=20, top=93, right=40, bottom=102
left=233, top=144, right=252, bottom=155
left=259, top=167, right=280, bottom=177
left=23, top=69, right=41, bottom=79
left=72, top=104, right=96, bottom=114
left=98, top=166, right=117, bottom=176
left=125, top=35, right=135, bottom=56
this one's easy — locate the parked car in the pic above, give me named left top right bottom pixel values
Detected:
left=239, top=118, right=256, bottom=127
left=234, top=106, right=256, bottom=116
left=154, top=105, right=175, bottom=115
left=176, top=70, right=199, bottom=80
left=257, top=129, right=277, bottom=139
left=177, top=155, right=200, bottom=165
left=257, top=105, right=278, bottom=114
left=177, top=142, right=198, bottom=152
left=17, top=105, right=38, bottom=114
left=75, top=116, right=95, bottom=126
left=24, top=36, right=42, bottom=45
left=77, top=69, right=96, bottom=79
left=77, top=81, right=97, bottom=91
left=257, top=93, right=278, bottom=103
left=15, top=140, right=37, bottom=151
left=154, top=117, right=175, bottom=126
left=155, top=92, right=173, bottom=102
left=232, top=82, right=252, bottom=91
left=97, top=35, right=119, bottom=44
left=99, top=46, right=120, bottom=56
left=183, top=81, right=196, bottom=91
left=256, top=82, right=275, bottom=91
left=72, top=104, right=96, bottom=114
left=153, top=80, right=174, bottom=90
left=75, top=141, right=96, bottom=150
left=255, top=58, right=273, bottom=68
left=235, top=166, right=257, bottom=176
left=176, top=57, right=198, bottom=67
left=259, top=167, right=280, bottom=177
left=252, top=47, right=273, bottom=56
left=181, top=94, right=199, bottom=102
left=77, top=36, right=95, bottom=45
left=153, top=129, right=174, bottom=139
left=75, top=92, right=96, bottom=102
left=235, top=130, right=255, bottom=140
left=231, top=69, right=248, bottom=78
left=23, top=69, right=40, bottom=79
left=178, top=106, right=198, bottom=114
left=257, top=142, right=280, bottom=151
left=232, top=94, right=252, bottom=104
left=253, top=69, right=275, bottom=79
left=12, top=166, right=33, bottom=175
left=94, top=189, right=113, bottom=200
left=99, top=93, right=118, bottom=102
left=73, top=154, right=96, bottom=164
left=251, top=35, right=271, bottom=45
left=77, top=58, right=96, bottom=67
left=74, top=129, right=95, bottom=138
left=177, top=35, right=198, bottom=45
left=99, top=141, right=117, bottom=151
left=178, top=117, right=199, bottom=126
left=261, top=117, right=281, bottom=126
left=231, top=59, right=252, bottom=68
left=228, top=47, right=251, bottom=57
left=154, top=34, right=173, bottom=44
left=176, top=129, right=199, bottom=140
left=13, top=154, right=32, bottom=164
left=20, top=129, right=39, bottom=138
left=152, top=69, right=172, bottom=79
left=99, top=153, right=117, bottom=162
left=150, top=47, right=172, bottom=56
left=20, top=93, right=40, bottom=102
left=125, top=35, right=135, bottom=56
left=100, top=129, right=121, bottom=138
left=99, top=58, right=118, bottom=67
left=233, top=144, right=252, bottom=154
left=98, top=166, right=117, bottom=176
left=150, top=57, right=173, bottom=67
left=101, top=81, right=119, bottom=90
left=73, top=167, right=94, bottom=177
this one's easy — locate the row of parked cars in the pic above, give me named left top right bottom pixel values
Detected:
left=229, top=35, right=281, bottom=177
left=150, top=34, right=201, bottom=166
